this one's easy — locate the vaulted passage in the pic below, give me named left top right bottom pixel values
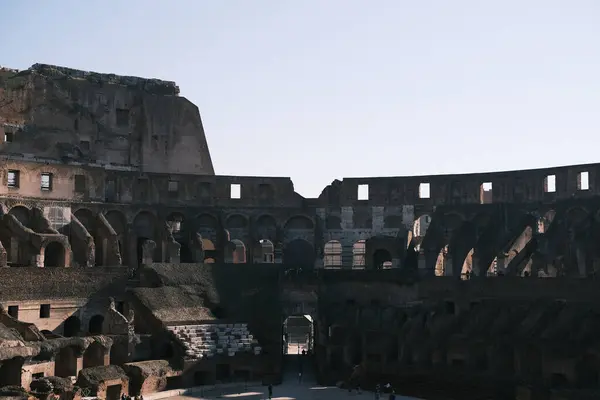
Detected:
left=44, top=242, right=65, bottom=267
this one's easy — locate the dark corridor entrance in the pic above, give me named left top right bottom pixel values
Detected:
left=282, top=315, right=315, bottom=383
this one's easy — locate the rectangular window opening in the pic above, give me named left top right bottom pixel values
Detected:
left=7, top=305, right=18, bottom=319
left=168, top=180, right=178, bottom=193
left=116, top=301, right=125, bottom=315
left=5, top=132, right=13, bottom=143
left=230, top=183, right=241, bottom=199
left=39, top=304, right=51, bottom=318
left=419, top=182, right=430, bottom=199
left=32, top=372, right=44, bottom=379
left=544, top=175, right=556, bottom=193
left=7, top=170, right=19, bottom=188
left=357, top=184, right=369, bottom=201
left=480, top=182, right=492, bottom=204
left=41, top=173, right=53, bottom=191
left=578, top=171, right=589, bottom=191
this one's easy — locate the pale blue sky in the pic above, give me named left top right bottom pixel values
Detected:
left=2, top=1, right=599, bottom=197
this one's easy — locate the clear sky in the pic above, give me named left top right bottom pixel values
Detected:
left=2, top=1, right=599, bottom=198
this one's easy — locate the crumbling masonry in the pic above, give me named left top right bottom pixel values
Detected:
left=0, top=64, right=599, bottom=399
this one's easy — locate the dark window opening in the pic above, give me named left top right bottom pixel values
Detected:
left=40, top=304, right=51, bottom=319
left=105, top=178, right=116, bottom=202
left=4, top=132, right=13, bottom=143
left=41, top=173, right=53, bottom=191
left=7, top=305, right=18, bottom=319
left=116, top=301, right=125, bottom=315
left=168, top=180, right=178, bottom=197
left=32, top=372, right=44, bottom=379
left=7, top=170, right=19, bottom=188
left=74, top=174, right=86, bottom=193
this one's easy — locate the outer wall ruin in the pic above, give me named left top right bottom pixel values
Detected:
left=0, top=64, right=599, bottom=399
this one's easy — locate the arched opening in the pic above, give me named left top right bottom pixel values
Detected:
left=324, top=240, right=342, bottom=268
left=461, top=248, right=475, bottom=279
left=83, top=342, right=105, bottom=368
left=63, top=315, right=81, bottom=337
left=372, top=249, right=392, bottom=269
left=55, top=346, right=78, bottom=377
left=283, top=315, right=314, bottom=355
left=74, top=209, right=95, bottom=233
left=226, top=214, right=248, bottom=229
left=256, top=215, right=277, bottom=240
left=225, top=239, right=246, bottom=263
left=88, top=315, right=104, bottom=335
left=435, top=245, right=448, bottom=276
left=352, top=240, right=366, bottom=268
left=254, top=239, right=274, bottom=263
left=0, top=357, right=24, bottom=386
left=44, top=241, right=65, bottom=267
left=284, top=216, right=314, bottom=230
left=196, top=213, right=219, bottom=242
left=283, top=239, right=315, bottom=269
left=9, top=206, right=31, bottom=228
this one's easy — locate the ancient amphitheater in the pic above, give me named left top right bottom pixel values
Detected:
left=0, top=64, right=598, bottom=400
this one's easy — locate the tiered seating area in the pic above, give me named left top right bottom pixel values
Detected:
left=168, top=323, right=262, bottom=360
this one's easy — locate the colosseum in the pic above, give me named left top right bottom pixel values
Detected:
left=0, top=64, right=598, bottom=400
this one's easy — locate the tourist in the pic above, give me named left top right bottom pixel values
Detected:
left=268, top=383, right=273, bottom=399
left=375, top=383, right=381, bottom=399
left=389, top=389, right=396, bottom=400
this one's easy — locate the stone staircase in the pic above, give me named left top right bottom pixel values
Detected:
left=167, top=323, right=262, bottom=360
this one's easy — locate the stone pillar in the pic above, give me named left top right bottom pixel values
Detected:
left=314, top=257, right=324, bottom=269
left=472, top=252, right=481, bottom=277
left=496, top=254, right=506, bottom=275
left=10, top=238, right=18, bottom=264
left=391, top=258, right=400, bottom=268
left=576, top=246, right=587, bottom=277
left=417, top=251, right=427, bottom=271
left=342, top=244, right=353, bottom=269
left=444, top=254, right=453, bottom=276
left=169, top=240, right=181, bottom=263
left=128, top=227, right=137, bottom=268
left=142, top=240, right=156, bottom=266
left=274, top=243, right=283, bottom=264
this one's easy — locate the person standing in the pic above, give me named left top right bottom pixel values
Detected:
left=268, top=384, right=273, bottom=399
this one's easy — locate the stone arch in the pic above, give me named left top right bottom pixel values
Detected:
left=325, top=216, right=342, bottom=230
left=226, top=214, right=248, bottom=229
left=83, top=341, right=105, bottom=368
left=63, top=315, right=81, bottom=337
left=283, top=239, right=315, bottom=268
left=74, top=208, right=95, bottom=233
left=8, top=205, right=31, bottom=228
left=195, top=213, right=219, bottom=242
left=384, top=215, right=404, bottom=229
left=566, top=206, right=588, bottom=227
left=256, top=214, right=278, bottom=240
left=352, top=240, right=366, bottom=268
left=324, top=240, right=342, bottom=267
left=88, top=314, right=104, bottom=334
left=44, top=241, right=66, bottom=267
left=225, top=239, right=246, bottom=263
left=254, top=239, right=274, bottom=263
left=284, top=215, right=314, bottom=230
left=55, top=346, right=78, bottom=377
left=372, top=248, right=393, bottom=269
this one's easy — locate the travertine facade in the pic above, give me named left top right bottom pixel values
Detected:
left=0, top=64, right=599, bottom=400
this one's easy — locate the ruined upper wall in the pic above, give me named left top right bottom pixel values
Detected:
left=0, top=64, right=214, bottom=176
left=319, top=162, right=599, bottom=206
